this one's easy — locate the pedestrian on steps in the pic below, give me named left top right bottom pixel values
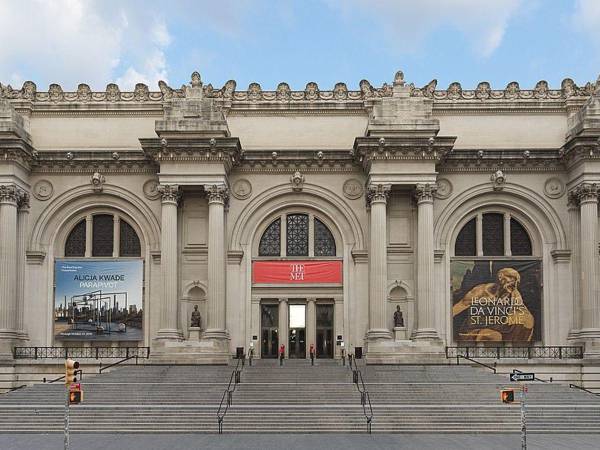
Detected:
left=279, top=344, right=285, bottom=366
left=309, top=343, right=315, bottom=366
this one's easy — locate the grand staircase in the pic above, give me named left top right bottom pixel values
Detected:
left=0, top=359, right=599, bottom=433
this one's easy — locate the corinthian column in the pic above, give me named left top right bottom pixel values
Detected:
left=156, top=184, right=182, bottom=340
left=0, top=185, right=20, bottom=356
left=16, top=192, right=30, bottom=339
left=577, top=183, right=600, bottom=338
left=414, top=183, right=440, bottom=340
left=568, top=191, right=581, bottom=336
left=366, top=184, right=392, bottom=341
left=204, top=184, right=229, bottom=341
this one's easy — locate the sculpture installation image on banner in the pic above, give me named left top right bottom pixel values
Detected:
left=451, top=260, right=541, bottom=342
left=54, top=260, right=144, bottom=341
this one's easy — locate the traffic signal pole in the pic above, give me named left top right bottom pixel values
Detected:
left=521, top=385, right=527, bottom=450
left=64, top=384, right=70, bottom=450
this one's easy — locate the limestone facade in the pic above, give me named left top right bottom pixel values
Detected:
left=1, top=71, right=600, bottom=364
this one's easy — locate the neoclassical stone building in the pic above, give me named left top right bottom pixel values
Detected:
left=1, top=70, right=600, bottom=366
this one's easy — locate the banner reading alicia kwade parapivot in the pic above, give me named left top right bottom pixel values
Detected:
left=451, top=259, right=541, bottom=343
left=54, top=259, right=143, bottom=341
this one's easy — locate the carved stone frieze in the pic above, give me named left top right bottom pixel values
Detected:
left=414, top=183, right=437, bottom=203
left=158, top=184, right=181, bottom=204
left=32, top=179, right=53, bottom=201
left=544, top=177, right=565, bottom=199
left=290, top=171, right=305, bottom=191
left=433, top=178, right=452, bottom=199
left=143, top=179, right=161, bottom=200
left=366, top=183, right=391, bottom=205
left=232, top=179, right=252, bottom=200
left=91, top=172, right=106, bottom=192
left=343, top=179, right=364, bottom=199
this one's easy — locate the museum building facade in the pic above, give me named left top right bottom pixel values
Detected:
left=1, top=70, right=600, bottom=365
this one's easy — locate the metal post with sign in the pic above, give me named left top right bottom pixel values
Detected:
left=506, top=371, right=533, bottom=450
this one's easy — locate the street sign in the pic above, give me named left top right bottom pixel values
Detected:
left=510, top=373, right=535, bottom=382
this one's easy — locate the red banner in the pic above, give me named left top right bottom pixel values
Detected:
left=252, top=261, right=343, bottom=284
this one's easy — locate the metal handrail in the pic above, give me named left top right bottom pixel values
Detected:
left=46, top=369, right=83, bottom=384
left=216, top=358, right=243, bottom=434
left=445, top=346, right=583, bottom=360
left=348, top=355, right=373, bottom=433
left=569, top=383, right=600, bottom=396
left=455, top=354, right=497, bottom=373
left=99, top=355, right=139, bottom=373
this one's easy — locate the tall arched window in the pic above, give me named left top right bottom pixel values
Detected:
left=258, top=213, right=336, bottom=257
left=64, top=213, right=141, bottom=257
left=454, top=212, right=532, bottom=257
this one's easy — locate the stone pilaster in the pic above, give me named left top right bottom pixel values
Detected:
left=16, top=192, right=29, bottom=339
left=0, top=185, right=21, bottom=356
left=306, top=298, right=316, bottom=359
left=575, top=183, right=600, bottom=352
left=366, top=184, right=392, bottom=341
left=279, top=298, right=288, bottom=358
left=155, top=184, right=183, bottom=340
left=414, top=183, right=440, bottom=340
left=568, top=191, right=581, bottom=336
left=204, top=184, right=229, bottom=341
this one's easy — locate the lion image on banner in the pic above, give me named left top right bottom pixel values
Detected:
left=452, top=266, right=535, bottom=342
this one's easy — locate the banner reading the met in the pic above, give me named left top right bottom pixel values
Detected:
left=54, top=259, right=143, bottom=341
left=451, top=260, right=542, bottom=343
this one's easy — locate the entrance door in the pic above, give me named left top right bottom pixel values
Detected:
left=288, top=303, right=306, bottom=358
left=261, top=303, right=279, bottom=358
left=316, top=304, right=334, bottom=358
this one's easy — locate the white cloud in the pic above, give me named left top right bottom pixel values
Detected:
left=572, top=0, right=600, bottom=44
left=327, top=0, right=521, bottom=58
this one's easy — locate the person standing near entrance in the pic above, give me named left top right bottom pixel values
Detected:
left=279, top=344, right=285, bottom=366
left=309, top=343, right=315, bottom=366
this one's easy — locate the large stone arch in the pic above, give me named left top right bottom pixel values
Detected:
left=230, top=183, right=365, bottom=253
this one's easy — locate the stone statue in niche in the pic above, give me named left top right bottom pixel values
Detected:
left=190, top=305, right=202, bottom=328
left=393, top=305, right=404, bottom=328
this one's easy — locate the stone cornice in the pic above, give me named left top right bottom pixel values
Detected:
left=1, top=73, right=595, bottom=114
left=140, top=137, right=242, bottom=173
left=28, top=150, right=156, bottom=174
left=439, top=148, right=563, bottom=173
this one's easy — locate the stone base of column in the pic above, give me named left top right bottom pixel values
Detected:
left=578, top=329, right=600, bottom=358
left=366, top=339, right=445, bottom=364
left=365, top=328, right=393, bottom=341
left=413, top=328, right=442, bottom=341
left=0, top=331, right=24, bottom=360
left=154, top=328, right=184, bottom=341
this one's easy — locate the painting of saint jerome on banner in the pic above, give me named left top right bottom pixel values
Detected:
left=451, top=260, right=542, bottom=343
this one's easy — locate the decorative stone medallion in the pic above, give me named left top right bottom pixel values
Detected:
left=433, top=178, right=453, bottom=199
left=232, top=179, right=252, bottom=200
left=143, top=179, right=160, bottom=200
left=343, top=179, right=364, bottom=199
left=544, top=177, right=565, bottom=199
left=32, top=180, right=53, bottom=201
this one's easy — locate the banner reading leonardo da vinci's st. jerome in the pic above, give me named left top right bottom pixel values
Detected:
left=451, top=260, right=541, bottom=342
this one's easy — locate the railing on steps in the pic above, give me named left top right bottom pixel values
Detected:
left=216, top=357, right=243, bottom=434
left=13, top=346, right=150, bottom=360
left=99, top=355, right=141, bottom=373
left=455, top=354, right=497, bottom=373
left=569, top=383, right=600, bottom=396
left=45, top=369, right=83, bottom=384
left=446, top=346, right=583, bottom=359
left=348, top=354, right=373, bottom=434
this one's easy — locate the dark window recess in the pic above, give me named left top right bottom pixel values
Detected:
left=455, top=218, right=476, bottom=256
left=286, top=214, right=309, bottom=256
left=92, top=214, right=114, bottom=257
left=510, top=218, right=532, bottom=256
left=64, top=219, right=86, bottom=257
left=314, top=218, right=336, bottom=256
left=120, top=220, right=141, bottom=257
left=482, top=213, right=504, bottom=256
left=258, top=218, right=281, bottom=256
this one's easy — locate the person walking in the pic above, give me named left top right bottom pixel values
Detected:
left=279, top=343, right=285, bottom=366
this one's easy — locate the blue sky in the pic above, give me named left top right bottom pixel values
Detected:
left=0, top=0, right=598, bottom=91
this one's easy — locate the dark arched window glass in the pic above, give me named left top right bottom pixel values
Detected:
left=482, top=213, right=504, bottom=256
left=259, top=218, right=281, bottom=256
left=455, top=218, right=476, bottom=256
left=92, top=214, right=114, bottom=257
left=286, top=214, right=309, bottom=256
left=120, top=220, right=141, bottom=257
left=510, top=218, right=532, bottom=256
left=314, top=218, right=336, bottom=256
left=64, top=219, right=86, bottom=257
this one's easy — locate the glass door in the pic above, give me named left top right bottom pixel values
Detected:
left=316, top=304, right=334, bottom=358
left=288, top=303, right=306, bottom=358
left=261, top=303, right=279, bottom=358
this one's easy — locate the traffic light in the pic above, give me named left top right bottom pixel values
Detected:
left=69, top=385, right=82, bottom=405
left=65, top=359, right=80, bottom=386
left=501, top=389, right=515, bottom=403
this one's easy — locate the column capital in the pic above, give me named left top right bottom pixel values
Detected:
left=0, top=184, right=20, bottom=205
left=366, top=183, right=391, bottom=205
left=567, top=189, right=580, bottom=209
left=414, top=183, right=437, bottom=204
left=205, top=184, right=229, bottom=205
left=17, top=191, right=30, bottom=211
left=574, top=182, right=599, bottom=204
left=158, top=184, right=180, bottom=204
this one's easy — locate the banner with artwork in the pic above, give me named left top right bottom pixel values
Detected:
left=451, top=259, right=542, bottom=343
left=54, top=259, right=143, bottom=341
